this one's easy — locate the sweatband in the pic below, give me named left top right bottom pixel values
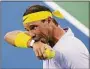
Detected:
left=23, top=10, right=64, bottom=24
left=14, top=32, right=31, bottom=48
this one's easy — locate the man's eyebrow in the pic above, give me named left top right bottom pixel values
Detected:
left=29, top=24, right=38, bottom=30
left=29, top=25, right=34, bottom=28
left=29, top=24, right=37, bottom=27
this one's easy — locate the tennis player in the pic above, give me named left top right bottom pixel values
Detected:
left=5, top=5, right=89, bottom=69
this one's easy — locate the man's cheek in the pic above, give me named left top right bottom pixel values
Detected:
left=39, top=29, right=48, bottom=36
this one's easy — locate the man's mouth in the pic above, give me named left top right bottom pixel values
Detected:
left=40, top=38, right=47, bottom=44
left=32, top=35, right=47, bottom=43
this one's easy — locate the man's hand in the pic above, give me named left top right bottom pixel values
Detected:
left=33, top=41, right=53, bottom=60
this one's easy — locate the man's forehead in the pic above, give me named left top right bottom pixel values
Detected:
left=24, top=20, right=42, bottom=27
left=29, top=21, right=42, bottom=25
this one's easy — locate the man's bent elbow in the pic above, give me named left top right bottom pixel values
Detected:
left=4, top=30, right=22, bottom=45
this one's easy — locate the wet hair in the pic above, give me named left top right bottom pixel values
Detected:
left=23, top=5, right=58, bottom=25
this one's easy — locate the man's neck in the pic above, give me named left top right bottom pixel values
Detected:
left=53, top=27, right=65, bottom=43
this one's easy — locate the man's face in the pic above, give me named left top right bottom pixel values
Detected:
left=24, top=20, right=51, bottom=43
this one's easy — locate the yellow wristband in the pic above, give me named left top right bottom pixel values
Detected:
left=14, top=32, right=31, bottom=48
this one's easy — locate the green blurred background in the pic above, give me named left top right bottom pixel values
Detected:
left=54, top=2, right=89, bottom=28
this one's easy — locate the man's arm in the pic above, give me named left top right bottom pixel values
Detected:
left=4, top=30, right=32, bottom=48
left=4, top=31, right=55, bottom=60
left=4, top=30, right=22, bottom=46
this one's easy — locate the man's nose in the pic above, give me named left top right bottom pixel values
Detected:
left=27, top=31, right=35, bottom=37
left=32, top=34, right=36, bottom=38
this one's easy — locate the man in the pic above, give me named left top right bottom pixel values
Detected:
left=5, top=5, right=89, bottom=69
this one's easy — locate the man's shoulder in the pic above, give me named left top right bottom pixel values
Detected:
left=54, top=27, right=88, bottom=53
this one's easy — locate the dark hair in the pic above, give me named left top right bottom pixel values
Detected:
left=23, top=5, right=58, bottom=25
left=23, top=5, right=51, bottom=16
